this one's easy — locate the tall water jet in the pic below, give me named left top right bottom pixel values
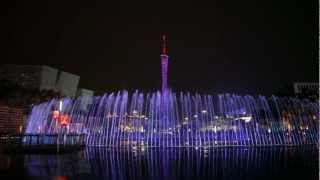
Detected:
left=25, top=91, right=319, bottom=147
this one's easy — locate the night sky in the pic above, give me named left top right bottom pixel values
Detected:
left=1, top=0, right=317, bottom=95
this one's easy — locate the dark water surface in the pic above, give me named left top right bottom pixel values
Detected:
left=0, top=146, right=318, bottom=180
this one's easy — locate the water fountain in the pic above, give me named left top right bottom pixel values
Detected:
left=24, top=34, right=319, bottom=147
left=25, top=91, right=319, bottom=147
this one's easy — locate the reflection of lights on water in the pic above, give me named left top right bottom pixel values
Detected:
left=188, top=128, right=191, bottom=132
left=267, top=128, right=271, bottom=133
left=193, top=114, right=198, bottom=118
left=201, top=110, right=207, bottom=114
left=133, top=110, right=138, bottom=114
left=53, top=176, right=68, bottom=180
left=195, top=146, right=199, bottom=150
left=184, top=117, right=189, bottom=120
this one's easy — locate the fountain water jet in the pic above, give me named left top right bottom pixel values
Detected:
left=24, top=35, right=319, bottom=147
left=25, top=91, right=319, bottom=147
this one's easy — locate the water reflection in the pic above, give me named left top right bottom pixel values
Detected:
left=0, top=146, right=318, bottom=180
left=84, top=147, right=318, bottom=180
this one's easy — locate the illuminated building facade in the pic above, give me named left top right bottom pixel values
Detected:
left=0, top=104, right=25, bottom=134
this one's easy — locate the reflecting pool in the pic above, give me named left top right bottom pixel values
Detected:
left=0, top=146, right=318, bottom=180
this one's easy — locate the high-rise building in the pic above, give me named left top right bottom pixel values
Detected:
left=0, top=104, right=25, bottom=134
left=76, top=88, right=94, bottom=111
left=76, top=88, right=94, bottom=97
left=55, top=71, right=80, bottom=97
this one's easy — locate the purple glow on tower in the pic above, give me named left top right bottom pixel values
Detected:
left=161, top=34, right=169, bottom=93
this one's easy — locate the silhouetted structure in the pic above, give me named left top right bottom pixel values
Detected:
left=0, top=64, right=80, bottom=97
left=161, top=34, right=169, bottom=92
left=294, top=82, right=319, bottom=101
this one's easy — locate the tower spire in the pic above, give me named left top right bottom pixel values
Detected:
left=161, top=33, right=168, bottom=55
left=161, top=33, right=169, bottom=93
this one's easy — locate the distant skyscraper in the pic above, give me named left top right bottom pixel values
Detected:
left=161, top=34, right=169, bottom=92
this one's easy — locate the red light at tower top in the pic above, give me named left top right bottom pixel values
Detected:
left=161, top=33, right=168, bottom=55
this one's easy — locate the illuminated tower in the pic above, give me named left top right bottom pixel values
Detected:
left=161, top=34, right=169, bottom=93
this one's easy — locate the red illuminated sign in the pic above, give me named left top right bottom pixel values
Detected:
left=59, top=115, right=70, bottom=126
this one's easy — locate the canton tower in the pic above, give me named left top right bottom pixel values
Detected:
left=161, top=34, right=169, bottom=93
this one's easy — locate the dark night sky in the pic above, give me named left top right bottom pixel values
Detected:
left=1, top=0, right=318, bottom=95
